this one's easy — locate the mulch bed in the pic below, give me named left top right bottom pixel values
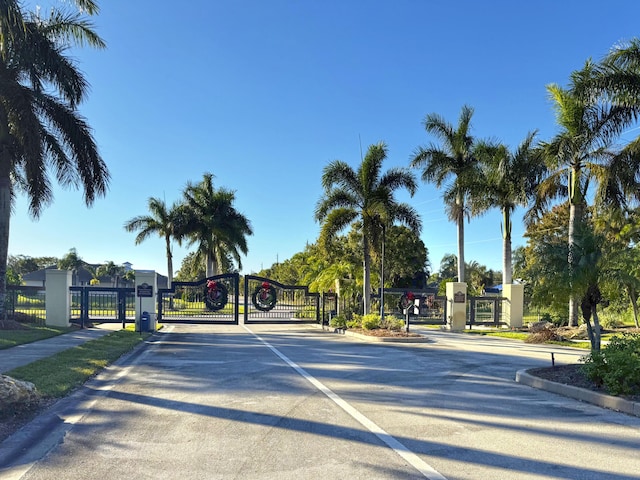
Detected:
left=345, top=327, right=423, bottom=338
left=528, top=364, right=640, bottom=402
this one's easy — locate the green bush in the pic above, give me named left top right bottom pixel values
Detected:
left=361, top=314, right=381, bottom=330
left=581, top=334, right=640, bottom=396
left=329, top=315, right=347, bottom=328
left=598, top=310, right=624, bottom=329
left=539, top=312, right=568, bottom=327
left=347, top=314, right=362, bottom=329
left=382, top=316, right=405, bottom=331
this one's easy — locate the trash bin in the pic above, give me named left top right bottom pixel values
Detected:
left=140, top=311, right=150, bottom=332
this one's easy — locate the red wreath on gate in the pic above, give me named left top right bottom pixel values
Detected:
left=399, top=291, right=415, bottom=311
left=252, top=281, right=277, bottom=311
left=204, top=279, right=228, bottom=311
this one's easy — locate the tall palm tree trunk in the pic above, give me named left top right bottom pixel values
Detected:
left=0, top=172, right=10, bottom=319
left=205, top=254, right=214, bottom=278
left=0, top=106, right=11, bottom=318
left=502, top=208, right=512, bottom=284
left=456, top=195, right=465, bottom=283
left=164, top=237, right=173, bottom=290
left=568, top=166, right=584, bottom=327
left=363, top=234, right=371, bottom=314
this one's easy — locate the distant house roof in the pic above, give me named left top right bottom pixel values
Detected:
left=23, top=265, right=96, bottom=286
left=22, top=266, right=167, bottom=288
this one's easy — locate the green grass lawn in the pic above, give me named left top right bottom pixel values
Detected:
left=0, top=324, right=74, bottom=350
left=6, top=326, right=150, bottom=398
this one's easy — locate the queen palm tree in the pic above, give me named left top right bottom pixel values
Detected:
left=0, top=0, right=107, bottom=315
left=124, top=197, right=182, bottom=290
left=411, top=105, right=483, bottom=283
left=315, top=142, right=421, bottom=314
left=474, top=132, right=545, bottom=284
left=180, top=173, right=253, bottom=277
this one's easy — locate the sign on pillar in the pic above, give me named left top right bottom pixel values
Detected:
left=445, top=282, right=467, bottom=331
left=135, top=270, right=157, bottom=332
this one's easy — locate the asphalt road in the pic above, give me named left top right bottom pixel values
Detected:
left=1, top=324, right=639, bottom=480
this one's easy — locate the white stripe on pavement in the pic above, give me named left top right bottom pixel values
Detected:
left=244, top=325, right=448, bottom=480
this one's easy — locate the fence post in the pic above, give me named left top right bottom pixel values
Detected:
left=135, top=270, right=158, bottom=331
left=444, top=282, right=467, bottom=331
left=45, top=269, right=71, bottom=327
left=501, top=284, right=524, bottom=328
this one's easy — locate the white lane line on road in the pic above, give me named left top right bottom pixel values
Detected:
left=243, top=325, right=448, bottom=480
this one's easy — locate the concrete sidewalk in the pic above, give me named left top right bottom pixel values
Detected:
left=0, top=323, right=124, bottom=374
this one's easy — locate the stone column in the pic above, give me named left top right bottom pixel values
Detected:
left=135, top=270, right=158, bottom=331
left=502, top=283, right=524, bottom=328
left=45, top=269, right=71, bottom=327
left=445, top=282, right=467, bottom=331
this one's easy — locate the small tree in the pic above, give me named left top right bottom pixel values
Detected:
left=531, top=218, right=605, bottom=351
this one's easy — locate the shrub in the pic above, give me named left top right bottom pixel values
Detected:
left=347, top=314, right=362, bottom=329
left=361, top=314, right=381, bottom=330
left=382, top=316, right=405, bottom=331
left=329, top=315, right=347, bottom=329
left=598, top=310, right=624, bottom=329
left=538, top=312, right=568, bottom=327
left=581, top=334, right=640, bottom=396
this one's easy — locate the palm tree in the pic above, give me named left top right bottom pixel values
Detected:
left=0, top=1, right=107, bottom=315
left=124, top=197, right=182, bottom=289
left=532, top=64, right=640, bottom=325
left=180, top=173, right=253, bottom=277
left=411, top=105, right=483, bottom=283
left=58, top=247, right=86, bottom=285
left=315, top=142, right=421, bottom=314
left=96, top=261, right=124, bottom=287
left=474, top=132, right=545, bottom=284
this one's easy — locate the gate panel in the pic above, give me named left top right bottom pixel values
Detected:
left=468, top=296, right=503, bottom=327
left=374, top=288, right=446, bottom=325
left=70, top=286, right=135, bottom=325
left=157, top=273, right=239, bottom=324
left=244, top=275, right=319, bottom=324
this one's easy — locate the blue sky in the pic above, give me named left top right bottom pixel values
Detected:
left=10, top=0, right=640, bottom=277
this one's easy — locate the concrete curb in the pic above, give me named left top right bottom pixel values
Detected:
left=317, top=324, right=433, bottom=343
left=515, top=369, right=640, bottom=418
left=0, top=331, right=157, bottom=470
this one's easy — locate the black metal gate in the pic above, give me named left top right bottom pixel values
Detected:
left=157, top=273, right=240, bottom=324
left=373, top=287, right=447, bottom=325
left=244, top=275, right=320, bottom=324
left=70, top=286, right=135, bottom=326
left=468, top=295, right=503, bottom=327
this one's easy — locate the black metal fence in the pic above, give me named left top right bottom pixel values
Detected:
left=5, top=285, right=46, bottom=324
left=70, top=286, right=135, bottom=325
left=157, top=273, right=240, bottom=324
left=244, top=275, right=320, bottom=324
left=372, top=288, right=447, bottom=325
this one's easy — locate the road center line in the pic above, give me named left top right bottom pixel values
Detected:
left=243, top=325, right=448, bottom=480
